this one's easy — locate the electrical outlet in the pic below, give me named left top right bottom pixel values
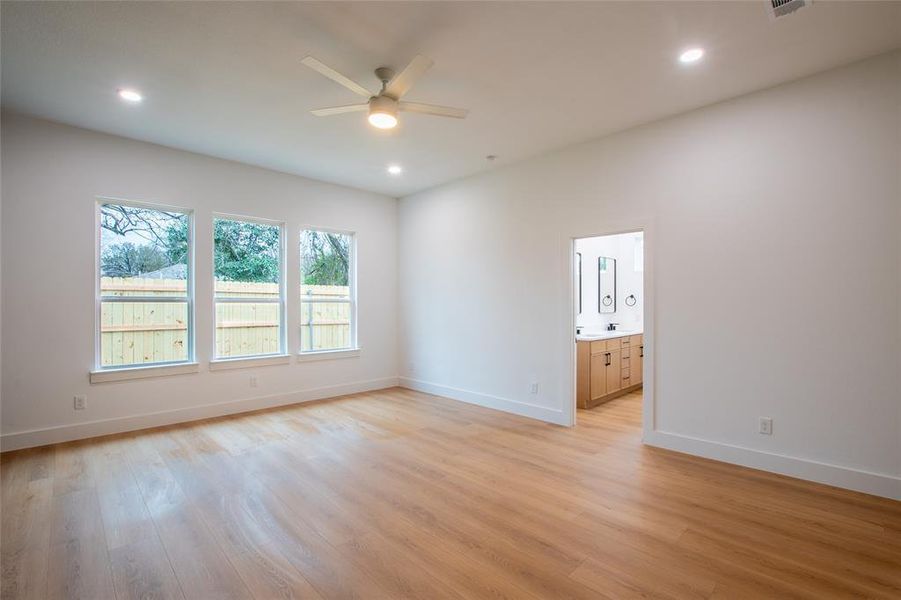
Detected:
left=530, top=382, right=539, bottom=394
left=759, top=417, right=773, bottom=435
left=74, top=395, right=87, bottom=410
left=249, top=376, right=258, bottom=388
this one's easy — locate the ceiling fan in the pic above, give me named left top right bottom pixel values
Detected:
left=301, top=54, right=468, bottom=130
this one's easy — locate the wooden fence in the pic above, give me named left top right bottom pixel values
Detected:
left=100, top=277, right=350, bottom=366
left=301, top=285, right=351, bottom=353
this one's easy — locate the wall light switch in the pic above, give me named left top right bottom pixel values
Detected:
left=530, top=382, right=539, bottom=394
left=759, top=417, right=773, bottom=435
left=249, top=376, right=258, bottom=388
left=74, top=395, right=87, bottom=410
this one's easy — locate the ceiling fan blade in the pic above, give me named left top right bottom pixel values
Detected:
left=310, top=103, right=369, bottom=116
left=384, top=54, right=434, bottom=99
left=399, top=101, right=468, bottom=119
left=301, top=56, right=374, bottom=98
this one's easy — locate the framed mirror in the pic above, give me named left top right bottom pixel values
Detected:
left=598, top=256, right=616, bottom=313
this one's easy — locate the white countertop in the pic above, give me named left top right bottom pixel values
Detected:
left=576, top=329, right=642, bottom=342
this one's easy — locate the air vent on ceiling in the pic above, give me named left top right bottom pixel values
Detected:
left=768, top=0, right=812, bottom=19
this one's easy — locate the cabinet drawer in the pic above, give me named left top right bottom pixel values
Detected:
left=621, top=357, right=631, bottom=369
left=621, top=369, right=631, bottom=384
left=621, top=347, right=631, bottom=359
left=620, top=337, right=631, bottom=347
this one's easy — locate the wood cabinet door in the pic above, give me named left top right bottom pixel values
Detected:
left=606, top=349, right=622, bottom=394
left=590, top=353, right=607, bottom=400
left=634, top=344, right=644, bottom=385
left=576, top=342, right=591, bottom=408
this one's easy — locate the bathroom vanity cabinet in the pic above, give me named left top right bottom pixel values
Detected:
left=576, top=333, right=643, bottom=409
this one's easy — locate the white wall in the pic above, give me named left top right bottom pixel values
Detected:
left=399, top=51, right=901, bottom=499
left=575, top=232, right=644, bottom=332
left=0, top=113, right=398, bottom=449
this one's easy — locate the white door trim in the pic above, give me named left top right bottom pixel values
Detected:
left=564, top=217, right=655, bottom=442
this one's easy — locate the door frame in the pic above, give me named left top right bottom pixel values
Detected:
left=563, top=217, right=655, bottom=441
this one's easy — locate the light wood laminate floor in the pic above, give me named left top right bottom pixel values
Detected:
left=2, top=387, right=899, bottom=599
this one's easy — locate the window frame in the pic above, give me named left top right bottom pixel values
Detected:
left=211, top=212, right=287, bottom=360
left=299, top=226, right=357, bottom=355
left=94, top=197, right=196, bottom=371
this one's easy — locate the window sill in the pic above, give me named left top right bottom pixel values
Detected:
left=209, top=354, right=292, bottom=371
left=90, top=362, right=200, bottom=384
left=296, top=348, right=361, bottom=362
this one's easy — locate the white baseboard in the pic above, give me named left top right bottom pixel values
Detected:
left=0, top=377, right=399, bottom=452
left=8, top=375, right=895, bottom=501
left=645, top=430, right=900, bottom=501
left=401, top=378, right=899, bottom=500
left=399, top=376, right=568, bottom=426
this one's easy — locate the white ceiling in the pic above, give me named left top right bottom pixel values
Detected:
left=2, top=1, right=899, bottom=197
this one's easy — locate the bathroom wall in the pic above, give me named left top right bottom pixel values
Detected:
left=575, top=232, right=644, bottom=332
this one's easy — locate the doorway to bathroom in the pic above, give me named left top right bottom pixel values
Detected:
left=572, top=230, right=646, bottom=427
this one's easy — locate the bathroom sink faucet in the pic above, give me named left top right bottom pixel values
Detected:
left=607, top=323, right=619, bottom=331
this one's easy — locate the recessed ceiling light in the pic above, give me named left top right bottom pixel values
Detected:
left=387, top=165, right=403, bottom=175
left=117, top=88, right=143, bottom=103
left=679, top=48, right=705, bottom=64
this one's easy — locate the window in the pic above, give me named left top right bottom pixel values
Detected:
left=97, top=200, right=193, bottom=369
left=634, top=235, right=644, bottom=272
left=213, top=216, right=285, bottom=358
left=300, top=229, right=355, bottom=353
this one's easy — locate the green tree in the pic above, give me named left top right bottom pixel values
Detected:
left=213, top=220, right=280, bottom=282
left=164, top=221, right=189, bottom=267
left=163, top=219, right=282, bottom=283
left=302, top=231, right=349, bottom=285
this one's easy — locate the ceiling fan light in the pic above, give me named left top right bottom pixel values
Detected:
left=368, top=95, right=398, bottom=129
left=368, top=112, right=398, bottom=129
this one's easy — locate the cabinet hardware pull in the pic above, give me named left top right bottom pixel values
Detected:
left=605, top=352, right=611, bottom=366
left=640, top=345, right=644, bottom=357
